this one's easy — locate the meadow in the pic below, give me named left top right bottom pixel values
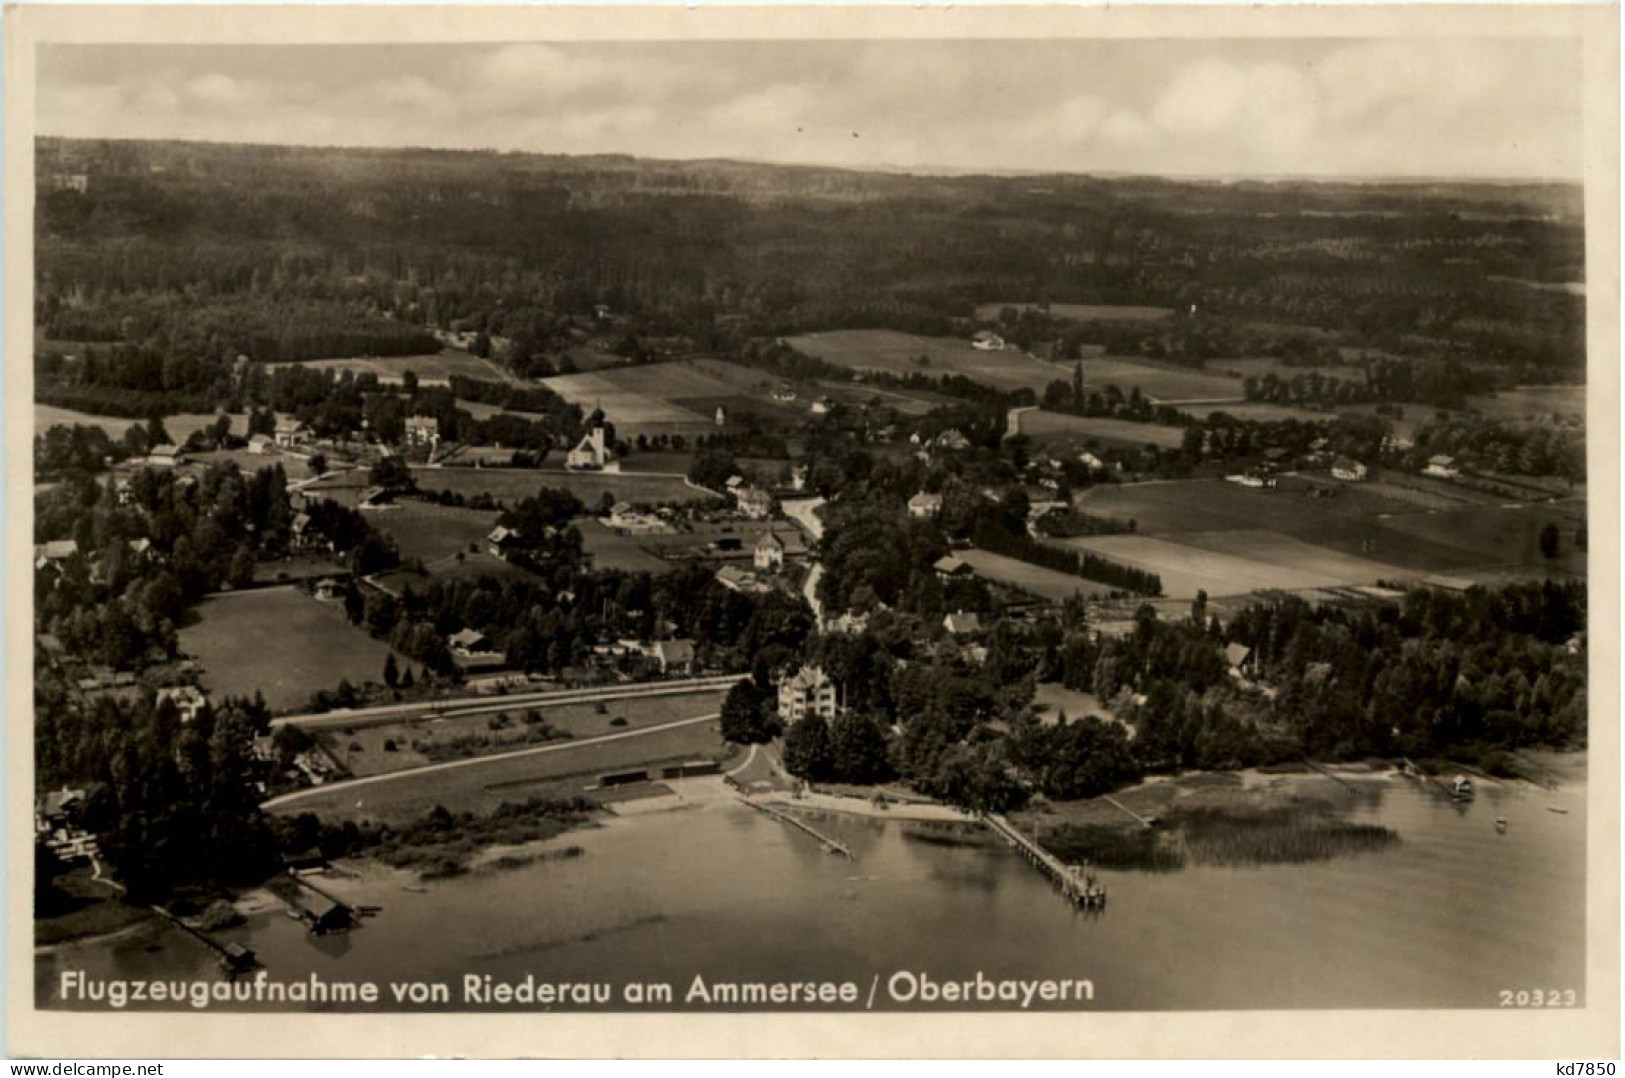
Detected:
left=178, top=585, right=417, bottom=711
left=273, top=715, right=725, bottom=824
left=328, top=688, right=729, bottom=778
left=955, top=548, right=1117, bottom=601
left=35, top=404, right=250, bottom=443
left=577, top=518, right=675, bottom=574
left=411, top=466, right=718, bottom=507
left=974, top=302, right=1176, bottom=322
left=367, top=501, right=502, bottom=565
left=785, top=329, right=1065, bottom=394
left=1081, top=356, right=1245, bottom=404
left=291, top=349, right=511, bottom=385
left=1016, top=409, right=1186, bottom=450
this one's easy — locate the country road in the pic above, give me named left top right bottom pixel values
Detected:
left=262, top=712, right=721, bottom=810
left=269, top=675, right=744, bottom=731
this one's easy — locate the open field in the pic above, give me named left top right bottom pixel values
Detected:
left=956, top=548, right=1116, bottom=601
left=1052, top=533, right=1403, bottom=600
left=541, top=368, right=713, bottom=430
left=327, top=689, right=729, bottom=778
left=178, top=586, right=416, bottom=712
left=411, top=467, right=719, bottom=507
left=1467, top=385, right=1585, bottom=421
left=290, top=349, right=512, bottom=385
left=35, top=404, right=250, bottom=443
left=1017, top=409, right=1186, bottom=450
left=975, top=302, right=1176, bottom=322
left=184, top=448, right=313, bottom=482
left=1082, top=356, right=1245, bottom=404
left=1209, top=358, right=1365, bottom=383
left=577, top=518, right=674, bottom=574
left=272, top=715, right=725, bottom=824
left=786, top=329, right=1064, bottom=394
left=367, top=501, right=501, bottom=565
left=1031, top=683, right=1117, bottom=727
left=1177, top=401, right=1333, bottom=423
left=1070, top=477, right=1585, bottom=591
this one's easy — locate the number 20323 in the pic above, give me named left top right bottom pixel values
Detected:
left=1499, top=988, right=1579, bottom=1007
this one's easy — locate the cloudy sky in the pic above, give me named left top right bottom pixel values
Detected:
left=38, top=37, right=1583, bottom=180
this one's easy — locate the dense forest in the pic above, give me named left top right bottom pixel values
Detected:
left=38, top=137, right=1586, bottom=393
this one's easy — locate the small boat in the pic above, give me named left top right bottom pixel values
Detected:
left=1495, top=817, right=1508, bottom=833
left=1547, top=805, right=1569, bottom=815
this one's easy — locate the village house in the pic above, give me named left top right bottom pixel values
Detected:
left=754, top=530, right=785, bottom=572
left=1424, top=454, right=1461, bottom=479
left=971, top=329, right=1006, bottom=351
left=778, top=664, right=839, bottom=724
left=810, top=397, right=837, bottom=416
left=247, top=433, right=275, bottom=455
left=404, top=415, right=440, bottom=447
left=157, top=685, right=208, bottom=723
left=934, top=429, right=972, bottom=451
left=823, top=609, right=872, bottom=635
left=943, top=611, right=983, bottom=636
left=734, top=485, right=774, bottom=521
left=487, top=525, right=521, bottom=559
left=715, top=565, right=772, bottom=595
left=1225, top=643, right=1254, bottom=679
left=34, top=539, right=79, bottom=571
left=606, top=502, right=669, bottom=535
left=147, top=443, right=185, bottom=467
left=934, top=554, right=974, bottom=582
left=908, top=491, right=943, bottom=519
left=1078, top=451, right=1106, bottom=471
left=450, top=628, right=494, bottom=657
left=274, top=417, right=311, bottom=448
left=566, top=427, right=610, bottom=470
left=1331, top=457, right=1369, bottom=482
left=772, top=384, right=798, bottom=403
left=312, top=577, right=345, bottom=603
left=645, top=639, right=697, bottom=675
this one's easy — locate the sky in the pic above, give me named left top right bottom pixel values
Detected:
left=37, top=38, right=1584, bottom=181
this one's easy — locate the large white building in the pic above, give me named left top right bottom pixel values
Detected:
left=566, top=427, right=609, bottom=470
left=778, top=665, right=839, bottom=724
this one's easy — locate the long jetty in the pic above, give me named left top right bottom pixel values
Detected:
left=984, top=814, right=1105, bottom=910
left=149, top=905, right=257, bottom=971
left=738, top=798, right=854, bottom=859
left=1100, top=794, right=1159, bottom=829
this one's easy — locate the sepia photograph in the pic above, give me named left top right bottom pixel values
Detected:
left=6, top=2, right=1618, bottom=1060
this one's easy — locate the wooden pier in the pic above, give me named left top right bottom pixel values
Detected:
left=150, top=905, right=258, bottom=973
left=984, top=814, right=1107, bottom=910
left=266, top=873, right=356, bottom=934
left=738, top=798, right=854, bottom=859
left=1100, top=794, right=1158, bottom=829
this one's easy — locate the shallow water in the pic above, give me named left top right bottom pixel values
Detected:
left=37, top=776, right=1586, bottom=1011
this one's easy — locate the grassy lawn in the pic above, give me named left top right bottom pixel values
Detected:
left=975, top=302, right=1176, bottom=322
left=1018, top=410, right=1186, bottom=450
left=957, top=548, right=1117, bottom=601
left=35, top=405, right=250, bottom=443
left=186, top=448, right=313, bottom=482
left=413, top=467, right=718, bottom=506
left=577, top=518, right=674, bottom=573
left=179, top=586, right=419, bottom=712
left=367, top=501, right=501, bottom=565
left=786, top=329, right=1064, bottom=394
left=541, top=369, right=712, bottom=427
left=323, top=689, right=728, bottom=777
left=290, top=349, right=509, bottom=385
left=36, top=867, right=154, bottom=947
left=1080, top=356, right=1245, bottom=404
left=278, top=716, right=726, bottom=824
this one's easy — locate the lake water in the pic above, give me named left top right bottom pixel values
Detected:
left=37, top=775, right=1586, bottom=1012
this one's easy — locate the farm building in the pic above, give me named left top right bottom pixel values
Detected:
left=34, top=539, right=79, bottom=570
left=487, top=525, right=521, bottom=558
left=944, top=611, right=983, bottom=636
left=810, top=397, right=837, bottom=416
left=778, top=665, right=839, bottom=724
left=450, top=628, right=494, bottom=656
left=247, top=433, right=274, bottom=455
left=606, top=502, right=668, bottom=534
left=645, top=639, right=697, bottom=675
left=1424, top=455, right=1461, bottom=479
left=274, top=418, right=311, bottom=448
left=147, top=443, right=185, bottom=467
left=934, top=429, right=972, bottom=451
left=1331, top=457, right=1369, bottom=482
left=566, top=427, right=610, bottom=470
left=754, top=531, right=785, bottom=571
left=1224, top=643, right=1254, bottom=677
left=734, top=486, right=774, bottom=520
left=404, top=415, right=440, bottom=446
left=157, top=685, right=208, bottom=723
left=716, top=565, right=772, bottom=595
left=908, top=491, right=943, bottom=519
left=934, top=554, right=974, bottom=581
left=971, top=330, right=1006, bottom=351
left=312, top=577, right=345, bottom=603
